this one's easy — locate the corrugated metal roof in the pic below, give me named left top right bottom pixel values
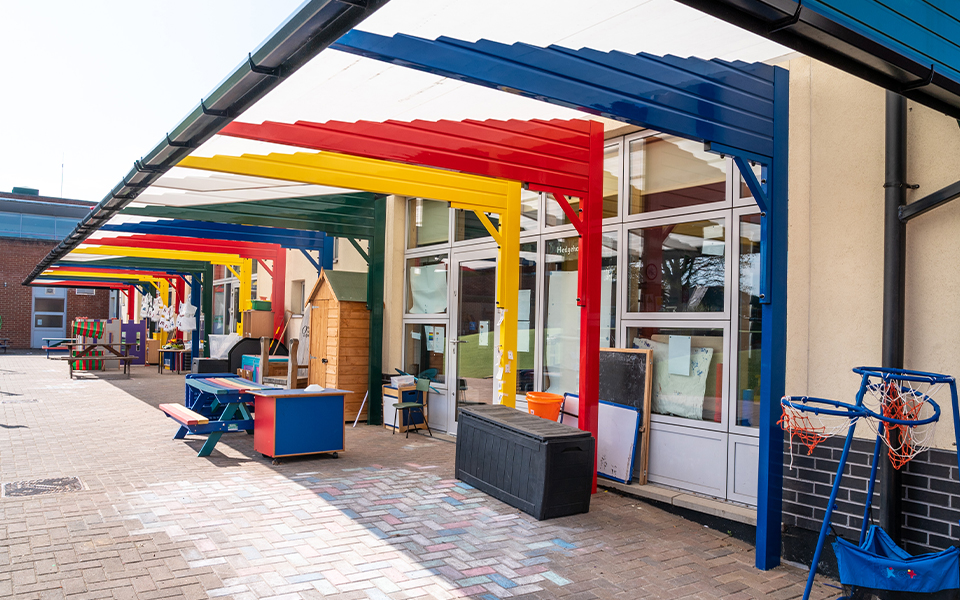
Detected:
left=220, top=117, right=596, bottom=197
left=676, top=0, right=960, bottom=119
left=333, top=31, right=777, bottom=160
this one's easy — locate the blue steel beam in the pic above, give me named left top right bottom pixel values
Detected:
left=100, top=219, right=329, bottom=250
left=333, top=31, right=776, bottom=159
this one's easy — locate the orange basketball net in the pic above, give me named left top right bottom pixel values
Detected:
left=876, top=381, right=936, bottom=470
left=778, top=409, right=829, bottom=456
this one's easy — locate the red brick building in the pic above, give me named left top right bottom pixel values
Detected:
left=0, top=190, right=111, bottom=348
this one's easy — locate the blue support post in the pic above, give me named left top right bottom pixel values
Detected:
left=322, top=237, right=335, bottom=269
left=755, top=66, right=789, bottom=570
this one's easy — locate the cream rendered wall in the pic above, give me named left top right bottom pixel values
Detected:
left=382, top=195, right=406, bottom=375
left=785, top=55, right=960, bottom=449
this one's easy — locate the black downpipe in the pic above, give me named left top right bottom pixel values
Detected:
left=880, top=90, right=907, bottom=544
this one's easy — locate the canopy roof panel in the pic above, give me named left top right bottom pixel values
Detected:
left=333, top=31, right=776, bottom=160
left=676, top=0, right=960, bottom=119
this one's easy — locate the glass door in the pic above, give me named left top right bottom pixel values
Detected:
left=448, top=248, right=499, bottom=433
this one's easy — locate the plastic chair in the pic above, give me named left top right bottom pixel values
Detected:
left=392, top=377, right=433, bottom=438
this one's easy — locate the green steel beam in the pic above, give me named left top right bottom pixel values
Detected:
left=124, top=205, right=374, bottom=238
left=366, top=198, right=386, bottom=425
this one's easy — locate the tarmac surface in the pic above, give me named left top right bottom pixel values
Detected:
left=0, top=353, right=835, bottom=599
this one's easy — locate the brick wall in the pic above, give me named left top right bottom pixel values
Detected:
left=782, top=431, right=960, bottom=571
left=0, top=238, right=110, bottom=348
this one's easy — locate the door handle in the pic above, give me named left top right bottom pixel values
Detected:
left=321, top=358, right=328, bottom=363
left=450, top=340, right=466, bottom=344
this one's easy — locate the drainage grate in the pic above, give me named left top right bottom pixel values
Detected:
left=3, top=477, right=83, bottom=497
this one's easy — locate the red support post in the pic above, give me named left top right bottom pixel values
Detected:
left=126, top=286, right=135, bottom=322
left=271, top=250, right=286, bottom=340
left=578, top=120, right=604, bottom=493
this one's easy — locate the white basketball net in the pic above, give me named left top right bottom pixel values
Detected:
left=861, top=378, right=940, bottom=470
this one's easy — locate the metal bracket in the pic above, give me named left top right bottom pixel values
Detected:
left=347, top=238, right=370, bottom=263
left=248, top=53, right=282, bottom=77
left=768, top=1, right=802, bottom=34
left=883, top=182, right=920, bottom=189
left=200, top=99, right=230, bottom=118
left=166, top=134, right=196, bottom=149
left=134, top=160, right=165, bottom=174
left=299, top=248, right=322, bottom=274
left=900, top=64, right=936, bottom=93
left=335, top=0, right=368, bottom=7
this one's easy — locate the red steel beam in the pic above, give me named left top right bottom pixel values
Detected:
left=220, top=117, right=593, bottom=196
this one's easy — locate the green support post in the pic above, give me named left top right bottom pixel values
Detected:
left=202, top=264, right=214, bottom=358
left=366, top=198, right=386, bottom=425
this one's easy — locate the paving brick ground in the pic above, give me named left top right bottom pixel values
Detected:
left=0, top=354, right=835, bottom=599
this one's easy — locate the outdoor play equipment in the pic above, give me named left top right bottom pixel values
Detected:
left=782, top=366, right=960, bottom=599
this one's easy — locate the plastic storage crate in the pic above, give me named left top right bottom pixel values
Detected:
left=456, top=405, right=594, bottom=520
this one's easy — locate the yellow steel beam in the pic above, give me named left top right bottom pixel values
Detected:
left=179, top=151, right=510, bottom=211
left=72, top=246, right=244, bottom=265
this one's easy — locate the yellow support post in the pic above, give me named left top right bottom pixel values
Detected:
left=237, top=258, right=253, bottom=335
left=156, top=278, right=170, bottom=346
left=494, top=182, right=521, bottom=407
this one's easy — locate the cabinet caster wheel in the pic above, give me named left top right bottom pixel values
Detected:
left=331, top=452, right=339, bottom=459
left=272, top=458, right=282, bottom=466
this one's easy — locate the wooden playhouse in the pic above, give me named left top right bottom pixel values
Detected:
left=305, top=270, right=370, bottom=422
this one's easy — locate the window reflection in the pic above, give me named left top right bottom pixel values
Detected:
left=628, top=135, right=726, bottom=214
left=542, top=234, right=617, bottom=394
left=406, top=254, right=448, bottom=314
left=737, top=214, right=762, bottom=427
left=603, top=144, right=619, bottom=218
left=627, top=219, right=725, bottom=313
left=404, top=323, right=446, bottom=384
left=407, top=198, right=449, bottom=248
left=627, top=326, right=724, bottom=423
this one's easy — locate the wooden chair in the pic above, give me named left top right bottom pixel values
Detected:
left=262, top=338, right=308, bottom=389
left=392, top=377, right=432, bottom=438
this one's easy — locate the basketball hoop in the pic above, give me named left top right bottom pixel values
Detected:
left=854, top=367, right=944, bottom=470
left=780, top=396, right=866, bottom=466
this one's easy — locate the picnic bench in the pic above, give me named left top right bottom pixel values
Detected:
left=161, top=374, right=281, bottom=457
left=42, top=337, right=73, bottom=358
left=52, top=355, right=135, bottom=378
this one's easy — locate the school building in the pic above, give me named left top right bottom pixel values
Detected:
left=22, top=0, right=960, bottom=574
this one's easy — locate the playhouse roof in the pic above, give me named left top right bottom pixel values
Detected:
left=308, top=270, right=368, bottom=305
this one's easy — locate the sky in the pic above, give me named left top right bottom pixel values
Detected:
left=0, top=1, right=302, bottom=202
left=0, top=0, right=787, bottom=204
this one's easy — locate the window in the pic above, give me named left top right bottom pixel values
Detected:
left=628, top=134, right=727, bottom=214
left=627, top=219, right=726, bottom=313
left=455, top=210, right=499, bottom=242
left=544, top=195, right=581, bottom=228
left=406, top=254, right=448, bottom=314
left=403, top=323, right=447, bottom=384
left=291, top=280, right=306, bottom=315
left=0, top=212, right=20, bottom=237
left=407, top=198, right=450, bottom=248
left=736, top=214, right=762, bottom=427
left=332, top=238, right=340, bottom=263
left=626, top=325, right=724, bottom=423
left=602, top=143, right=620, bottom=218
left=73, top=289, right=95, bottom=296
left=21, top=215, right=57, bottom=239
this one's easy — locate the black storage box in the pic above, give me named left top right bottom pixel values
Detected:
left=456, top=405, right=594, bottom=520
left=192, top=358, right=229, bottom=374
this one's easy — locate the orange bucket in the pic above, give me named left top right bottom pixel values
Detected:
left=526, top=391, right=564, bottom=421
